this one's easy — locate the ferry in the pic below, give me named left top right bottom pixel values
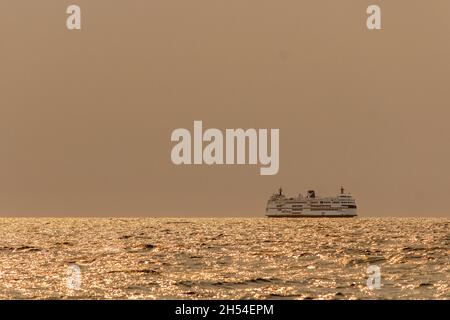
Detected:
left=266, top=187, right=357, bottom=218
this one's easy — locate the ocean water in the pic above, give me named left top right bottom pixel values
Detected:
left=0, top=217, right=448, bottom=300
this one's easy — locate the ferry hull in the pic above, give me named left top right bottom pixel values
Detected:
left=265, top=208, right=357, bottom=218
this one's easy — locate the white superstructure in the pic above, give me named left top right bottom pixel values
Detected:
left=266, top=187, right=357, bottom=218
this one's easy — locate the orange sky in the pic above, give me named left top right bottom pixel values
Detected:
left=1, top=1, right=450, bottom=217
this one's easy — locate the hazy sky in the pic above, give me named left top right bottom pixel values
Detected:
left=1, top=1, right=450, bottom=217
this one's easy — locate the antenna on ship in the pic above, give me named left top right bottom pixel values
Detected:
left=340, top=186, right=344, bottom=194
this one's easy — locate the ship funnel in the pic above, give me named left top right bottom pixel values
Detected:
left=307, top=190, right=315, bottom=198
